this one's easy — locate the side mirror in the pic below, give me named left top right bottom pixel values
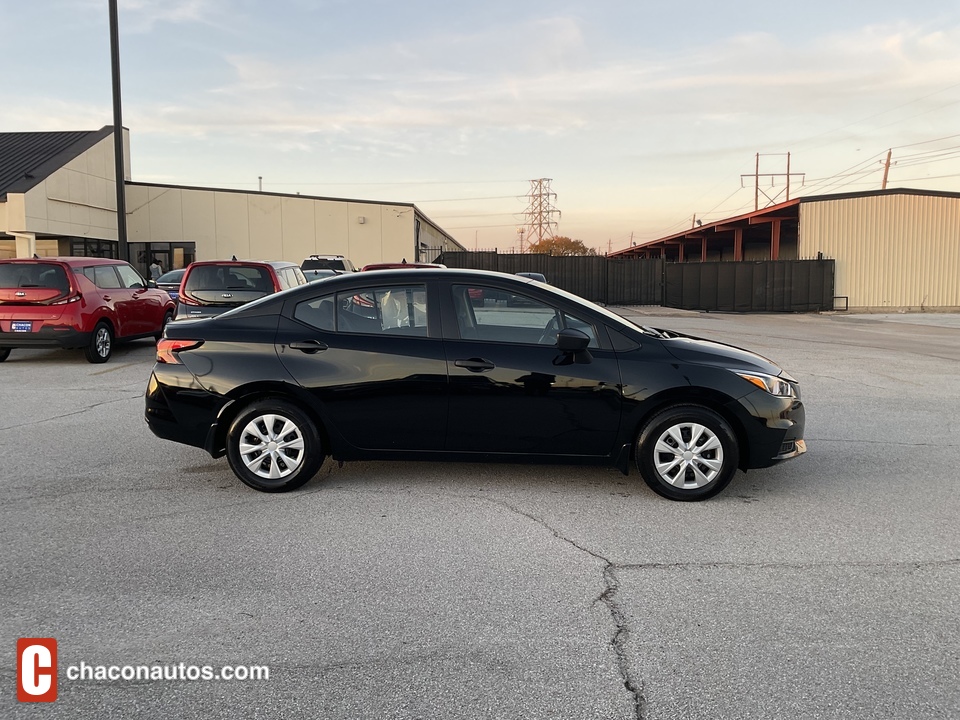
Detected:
left=556, top=328, right=590, bottom=352
left=147, top=280, right=158, bottom=288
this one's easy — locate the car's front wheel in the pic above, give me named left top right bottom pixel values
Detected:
left=226, top=399, right=323, bottom=492
left=635, top=405, right=739, bottom=501
left=84, top=322, right=113, bottom=363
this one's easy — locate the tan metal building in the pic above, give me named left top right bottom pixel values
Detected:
left=1, top=126, right=464, bottom=274
left=611, top=188, right=960, bottom=311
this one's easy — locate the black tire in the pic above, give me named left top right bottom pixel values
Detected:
left=0, top=348, right=10, bottom=362
left=84, top=321, right=113, bottom=363
left=225, top=399, right=324, bottom=492
left=635, top=404, right=739, bottom=501
left=155, top=310, right=174, bottom=341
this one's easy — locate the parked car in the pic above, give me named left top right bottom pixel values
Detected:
left=301, top=255, right=356, bottom=281
left=146, top=268, right=806, bottom=501
left=508, top=272, right=549, bottom=305
left=0, top=257, right=175, bottom=363
left=303, top=268, right=337, bottom=283
left=175, top=259, right=307, bottom=320
left=361, top=262, right=446, bottom=271
left=155, top=268, right=186, bottom=301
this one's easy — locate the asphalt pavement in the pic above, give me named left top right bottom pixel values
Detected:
left=2, top=310, right=958, bottom=719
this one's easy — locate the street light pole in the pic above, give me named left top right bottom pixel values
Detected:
left=109, top=0, right=129, bottom=261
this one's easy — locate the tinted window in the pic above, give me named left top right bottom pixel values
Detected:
left=294, top=294, right=336, bottom=332
left=185, top=265, right=273, bottom=293
left=337, top=285, right=428, bottom=336
left=453, top=284, right=598, bottom=347
left=301, top=258, right=347, bottom=272
left=0, top=263, right=69, bottom=292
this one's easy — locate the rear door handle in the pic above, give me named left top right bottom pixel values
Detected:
left=289, top=340, right=328, bottom=354
left=455, top=358, right=495, bottom=372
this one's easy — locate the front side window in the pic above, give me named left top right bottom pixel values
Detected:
left=452, top=284, right=599, bottom=347
left=115, top=264, right=147, bottom=289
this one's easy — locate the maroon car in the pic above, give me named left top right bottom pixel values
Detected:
left=0, top=257, right=175, bottom=363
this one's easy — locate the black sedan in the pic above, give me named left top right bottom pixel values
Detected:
left=145, top=269, right=805, bottom=501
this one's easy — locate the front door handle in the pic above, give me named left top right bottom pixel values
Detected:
left=455, top=358, right=495, bottom=372
left=289, top=340, right=328, bottom=354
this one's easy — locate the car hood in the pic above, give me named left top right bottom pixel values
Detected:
left=656, top=330, right=784, bottom=376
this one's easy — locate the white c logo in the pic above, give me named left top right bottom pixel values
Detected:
left=21, top=645, right=52, bottom=696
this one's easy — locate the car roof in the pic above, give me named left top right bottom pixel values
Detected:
left=0, top=256, right=126, bottom=267
left=185, top=259, right=299, bottom=269
left=361, top=262, right=446, bottom=271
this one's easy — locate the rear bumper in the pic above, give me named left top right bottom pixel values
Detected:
left=0, top=326, right=90, bottom=350
left=144, top=369, right=229, bottom=455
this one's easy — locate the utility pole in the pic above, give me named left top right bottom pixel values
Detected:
left=520, top=179, right=561, bottom=250
left=108, top=0, right=128, bottom=261
left=742, top=153, right=805, bottom=210
left=881, top=150, right=892, bottom=189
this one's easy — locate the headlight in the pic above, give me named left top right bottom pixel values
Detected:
left=735, top=371, right=797, bottom=398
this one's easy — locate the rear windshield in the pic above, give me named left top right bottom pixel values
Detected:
left=301, top=258, right=352, bottom=272
left=0, top=263, right=70, bottom=292
left=184, top=265, right=272, bottom=293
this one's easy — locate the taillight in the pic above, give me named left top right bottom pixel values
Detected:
left=178, top=293, right=201, bottom=306
left=156, top=339, right=203, bottom=364
left=50, top=294, right=81, bottom=305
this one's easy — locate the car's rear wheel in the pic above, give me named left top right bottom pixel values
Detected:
left=226, top=399, right=323, bottom=492
left=84, top=322, right=113, bottom=363
left=636, top=405, right=739, bottom=501
left=155, top=310, right=174, bottom=341
left=0, top=348, right=10, bottom=362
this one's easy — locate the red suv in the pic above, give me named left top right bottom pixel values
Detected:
left=175, top=260, right=306, bottom=320
left=0, top=257, right=176, bottom=363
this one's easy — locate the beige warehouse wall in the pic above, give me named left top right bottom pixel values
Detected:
left=126, top=185, right=423, bottom=266
left=800, top=194, right=960, bottom=310
left=15, top=132, right=129, bottom=242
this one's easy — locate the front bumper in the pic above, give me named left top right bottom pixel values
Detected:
left=727, top=389, right=806, bottom=470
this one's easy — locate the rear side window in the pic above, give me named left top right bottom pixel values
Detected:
left=92, top=266, right=122, bottom=289
left=294, top=285, right=428, bottom=336
left=0, top=263, right=70, bottom=291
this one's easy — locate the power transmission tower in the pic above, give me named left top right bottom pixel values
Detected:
left=740, top=153, right=805, bottom=210
left=520, top=178, right=561, bottom=251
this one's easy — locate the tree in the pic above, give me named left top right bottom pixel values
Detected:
left=526, top=236, right=597, bottom=256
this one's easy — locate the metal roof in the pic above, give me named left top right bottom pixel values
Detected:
left=610, top=187, right=960, bottom=259
left=0, top=126, right=114, bottom=199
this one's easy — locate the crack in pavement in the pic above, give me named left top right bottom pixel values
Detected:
left=0, top=393, right=144, bottom=432
left=474, top=496, right=647, bottom=720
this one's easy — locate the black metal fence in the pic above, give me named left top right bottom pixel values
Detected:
left=435, top=252, right=834, bottom=312
left=664, top=260, right=835, bottom=312
left=436, top=252, right=663, bottom=305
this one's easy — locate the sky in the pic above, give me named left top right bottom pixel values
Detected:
left=4, top=1, right=960, bottom=254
